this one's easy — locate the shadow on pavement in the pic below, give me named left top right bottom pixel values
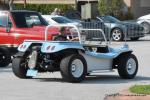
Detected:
left=33, top=75, right=150, bottom=84
left=0, top=65, right=12, bottom=73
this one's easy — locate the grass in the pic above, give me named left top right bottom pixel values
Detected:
left=129, top=85, right=150, bottom=94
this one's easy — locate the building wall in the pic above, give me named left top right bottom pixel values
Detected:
left=124, top=0, right=150, bottom=19
left=14, top=0, right=75, bottom=4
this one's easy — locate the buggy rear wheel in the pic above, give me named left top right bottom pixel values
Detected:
left=118, top=54, right=138, bottom=79
left=60, top=54, right=87, bottom=83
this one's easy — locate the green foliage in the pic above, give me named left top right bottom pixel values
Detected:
left=98, top=0, right=133, bottom=20
left=14, top=4, right=74, bottom=14
left=129, top=85, right=150, bottom=94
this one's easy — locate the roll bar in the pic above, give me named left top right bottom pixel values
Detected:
left=44, top=24, right=108, bottom=45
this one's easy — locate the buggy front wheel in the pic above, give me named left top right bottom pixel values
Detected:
left=60, top=54, right=87, bottom=83
left=118, top=54, right=138, bottom=79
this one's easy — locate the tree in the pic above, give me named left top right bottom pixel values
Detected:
left=98, top=0, right=123, bottom=17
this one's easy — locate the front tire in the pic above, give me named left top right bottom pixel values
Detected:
left=12, top=52, right=32, bottom=79
left=141, top=22, right=150, bottom=34
left=118, top=54, right=138, bottom=79
left=111, top=28, right=124, bottom=41
left=60, top=54, right=87, bottom=83
left=0, top=47, right=11, bottom=67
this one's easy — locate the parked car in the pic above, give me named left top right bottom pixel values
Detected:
left=97, top=16, right=144, bottom=41
left=42, top=15, right=82, bottom=28
left=0, top=10, right=59, bottom=67
left=137, top=14, right=150, bottom=34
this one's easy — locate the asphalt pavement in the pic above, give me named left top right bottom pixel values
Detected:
left=0, top=36, right=150, bottom=100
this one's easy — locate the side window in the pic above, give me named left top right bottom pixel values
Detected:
left=0, top=15, right=12, bottom=28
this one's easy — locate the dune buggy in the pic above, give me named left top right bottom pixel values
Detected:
left=12, top=24, right=138, bottom=83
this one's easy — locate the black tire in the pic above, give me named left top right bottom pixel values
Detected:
left=0, top=47, right=11, bottom=67
left=111, top=28, right=124, bottom=41
left=12, top=52, right=32, bottom=79
left=60, top=54, right=87, bottom=83
left=53, top=35, right=67, bottom=41
left=130, top=37, right=139, bottom=41
left=118, top=54, right=138, bottom=79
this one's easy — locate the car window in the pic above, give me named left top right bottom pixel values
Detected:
left=52, top=17, right=73, bottom=24
left=102, top=16, right=120, bottom=23
left=25, top=15, right=42, bottom=27
left=0, top=15, right=8, bottom=27
left=0, top=15, right=12, bottom=28
left=11, top=12, right=47, bottom=28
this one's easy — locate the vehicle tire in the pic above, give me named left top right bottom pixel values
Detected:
left=60, top=54, right=87, bottom=83
left=111, top=28, right=124, bottom=41
left=53, top=35, right=67, bottom=41
left=12, top=52, right=32, bottom=79
left=118, top=54, right=138, bottom=79
left=130, top=37, right=140, bottom=41
left=0, top=47, right=11, bottom=67
left=141, top=22, right=150, bottom=34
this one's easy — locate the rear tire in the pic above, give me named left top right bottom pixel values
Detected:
left=12, top=52, right=32, bottom=79
left=118, top=54, right=138, bottom=79
left=0, top=47, right=11, bottom=67
left=60, top=54, right=87, bottom=83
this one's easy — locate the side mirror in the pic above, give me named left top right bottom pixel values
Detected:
left=6, top=22, right=12, bottom=33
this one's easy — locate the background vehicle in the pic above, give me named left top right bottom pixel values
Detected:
left=0, top=10, right=59, bottom=67
left=97, top=16, right=144, bottom=41
left=12, top=24, right=138, bottom=83
left=137, top=14, right=150, bottom=34
left=42, top=15, right=82, bottom=28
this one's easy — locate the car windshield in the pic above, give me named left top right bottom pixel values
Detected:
left=52, top=16, right=73, bottom=24
left=11, top=12, right=47, bottom=28
left=101, top=16, right=120, bottom=23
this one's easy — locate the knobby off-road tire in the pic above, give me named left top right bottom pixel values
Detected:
left=12, top=52, right=32, bottom=79
left=60, top=54, right=87, bottom=83
left=0, top=47, right=11, bottom=67
left=118, top=54, right=138, bottom=79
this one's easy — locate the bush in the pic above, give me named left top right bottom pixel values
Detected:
left=14, top=4, right=74, bottom=14
left=98, top=0, right=134, bottom=20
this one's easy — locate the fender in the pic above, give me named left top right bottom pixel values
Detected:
left=41, top=41, right=84, bottom=53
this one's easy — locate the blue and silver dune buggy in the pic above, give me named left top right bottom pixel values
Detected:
left=12, top=24, right=138, bottom=83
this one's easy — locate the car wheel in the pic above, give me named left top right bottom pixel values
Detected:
left=12, top=52, right=33, bottom=79
left=130, top=37, right=139, bottom=41
left=60, top=54, right=87, bottom=83
left=111, top=28, right=124, bottom=41
left=118, top=54, right=138, bottom=79
left=141, top=22, right=150, bottom=34
left=0, top=47, right=11, bottom=67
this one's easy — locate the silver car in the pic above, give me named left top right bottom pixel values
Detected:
left=98, top=16, right=144, bottom=41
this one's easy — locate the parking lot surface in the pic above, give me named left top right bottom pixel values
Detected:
left=0, top=36, right=150, bottom=100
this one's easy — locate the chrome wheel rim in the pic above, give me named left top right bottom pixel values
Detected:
left=71, top=59, right=84, bottom=78
left=142, top=23, right=150, bottom=34
left=126, top=58, right=137, bottom=75
left=112, top=29, right=122, bottom=41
